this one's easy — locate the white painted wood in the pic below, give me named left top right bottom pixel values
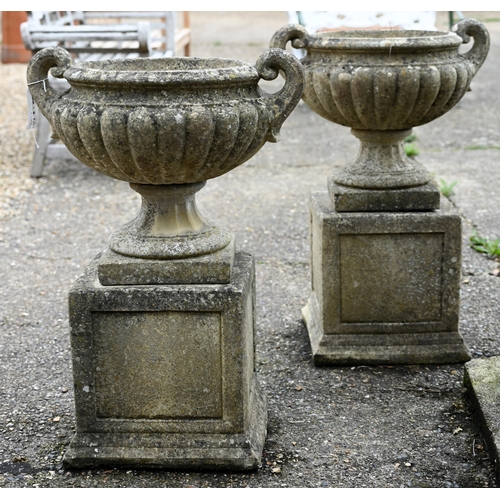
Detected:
left=22, top=11, right=191, bottom=177
left=288, top=11, right=437, bottom=32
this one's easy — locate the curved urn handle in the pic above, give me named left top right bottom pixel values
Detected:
left=269, top=23, right=310, bottom=52
left=453, top=18, right=490, bottom=74
left=26, top=46, right=74, bottom=119
left=255, top=48, right=305, bottom=143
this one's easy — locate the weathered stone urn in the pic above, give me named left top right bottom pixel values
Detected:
left=270, top=20, right=489, bottom=365
left=271, top=18, right=490, bottom=190
left=27, top=46, right=304, bottom=260
left=27, top=46, right=304, bottom=469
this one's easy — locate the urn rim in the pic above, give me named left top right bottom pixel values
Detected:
left=62, top=56, right=260, bottom=88
left=304, top=29, right=463, bottom=52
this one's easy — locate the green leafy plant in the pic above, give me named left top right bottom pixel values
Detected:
left=438, top=179, right=458, bottom=198
left=404, top=133, right=419, bottom=156
left=404, top=143, right=419, bottom=156
left=470, top=232, right=500, bottom=259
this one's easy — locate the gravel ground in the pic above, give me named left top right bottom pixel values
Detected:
left=1, top=11, right=500, bottom=489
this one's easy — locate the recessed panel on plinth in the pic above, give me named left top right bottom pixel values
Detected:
left=94, top=311, right=222, bottom=420
left=339, top=232, right=444, bottom=324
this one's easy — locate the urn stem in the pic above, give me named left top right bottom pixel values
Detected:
left=331, top=129, right=432, bottom=190
left=131, top=182, right=205, bottom=237
left=109, top=182, right=232, bottom=260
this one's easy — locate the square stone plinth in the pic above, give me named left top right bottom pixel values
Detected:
left=328, top=178, right=441, bottom=212
left=464, top=357, right=500, bottom=481
left=64, top=251, right=267, bottom=470
left=98, top=236, right=235, bottom=285
left=302, top=192, right=470, bottom=365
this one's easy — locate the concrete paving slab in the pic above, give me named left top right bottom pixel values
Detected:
left=464, top=357, right=500, bottom=481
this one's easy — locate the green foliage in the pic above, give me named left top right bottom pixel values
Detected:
left=404, top=133, right=419, bottom=156
left=438, top=178, right=458, bottom=198
left=470, top=232, right=500, bottom=259
left=404, top=143, right=419, bottom=156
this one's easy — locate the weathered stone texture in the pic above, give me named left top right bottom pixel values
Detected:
left=270, top=19, right=490, bottom=190
left=25, top=46, right=307, bottom=470
left=328, top=179, right=441, bottom=212
left=27, top=46, right=305, bottom=185
left=303, top=192, right=470, bottom=365
left=269, top=20, right=488, bottom=366
left=98, top=238, right=235, bottom=286
left=93, top=310, right=223, bottom=419
left=339, top=232, right=444, bottom=324
left=271, top=20, right=489, bottom=131
left=108, top=182, right=233, bottom=260
left=26, top=45, right=305, bottom=261
left=464, top=357, right=500, bottom=481
left=64, top=251, right=267, bottom=470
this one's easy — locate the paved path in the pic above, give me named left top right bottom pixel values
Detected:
left=0, top=11, right=499, bottom=488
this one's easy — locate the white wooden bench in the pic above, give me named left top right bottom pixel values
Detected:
left=22, top=11, right=191, bottom=177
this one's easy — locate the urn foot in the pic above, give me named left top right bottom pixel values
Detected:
left=98, top=238, right=235, bottom=286
left=331, top=129, right=432, bottom=189
left=109, top=182, right=232, bottom=260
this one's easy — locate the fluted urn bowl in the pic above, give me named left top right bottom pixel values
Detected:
left=27, top=47, right=304, bottom=258
left=271, top=18, right=490, bottom=189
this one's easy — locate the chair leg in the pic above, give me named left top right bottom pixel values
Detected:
left=30, top=114, right=51, bottom=178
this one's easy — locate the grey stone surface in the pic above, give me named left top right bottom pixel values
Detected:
left=98, top=238, right=235, bottom=286
left=332, top=129, right=433, bottom=189
left=24, top=45, right=304, bottom=472
left=27, top=46, right=304, bottom=186
left=270, top=19, right=490, bottom=189
left=271, top=19, right=489, bottom=130
left=328, top=178, right=441, bottom=212
left=108, top=182, right=233, bottom=260
left=464, top=357, right=500, bottom=480
left=303, top=192, right=469, bottom=365
left=2, top=11, right=500, bottom=488
left=65, top=250, right=267, bottom=470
